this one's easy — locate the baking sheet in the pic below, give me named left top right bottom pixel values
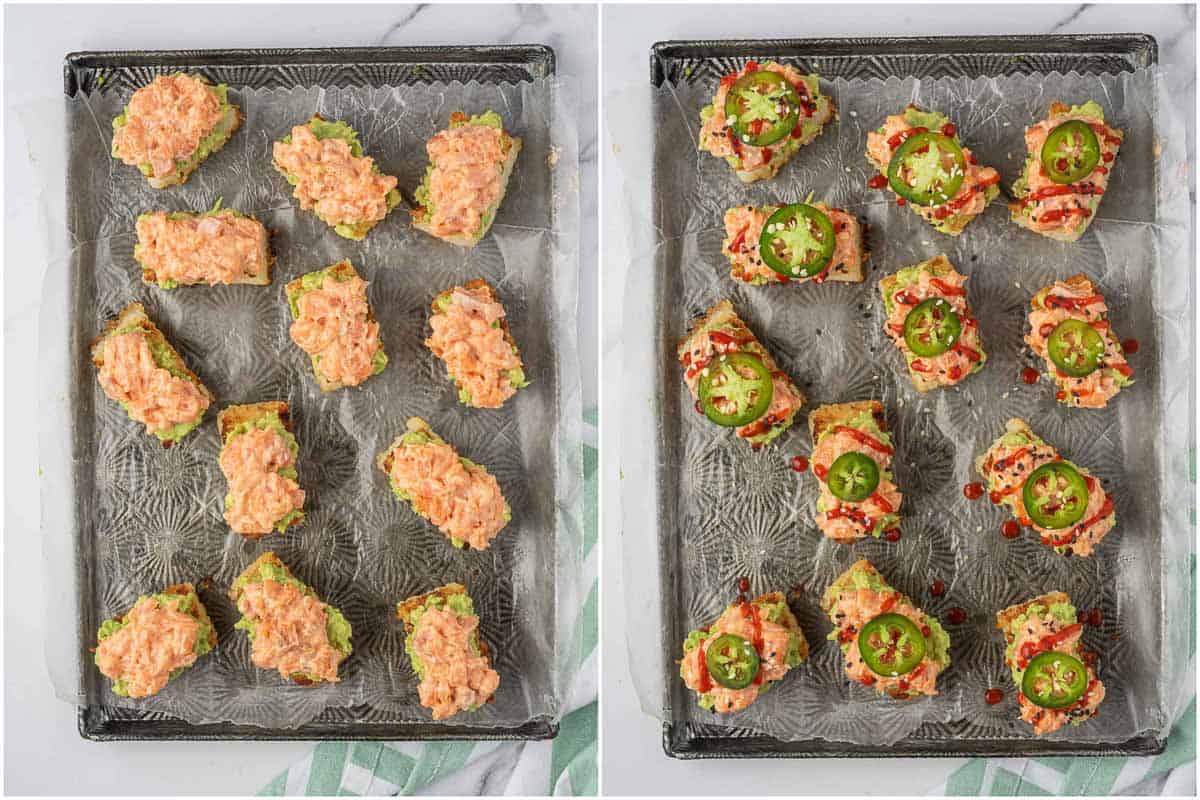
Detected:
left=34, top=50, right=583, bottom=737
left=613, top=41, right=1192, bottom=755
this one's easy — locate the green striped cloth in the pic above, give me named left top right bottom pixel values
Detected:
left=937, top=554, right=1196, bottom=796
left=260, top=410, right=598, bottom=797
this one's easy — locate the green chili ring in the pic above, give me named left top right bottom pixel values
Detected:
left=1022, top=461, right=1090, bottom=530
left=827, top=452, right=881, bottom=503
left=705, top=633, right=761, bottom=690
left=1047, top=318, right=1105, bottom=377
left=758, top=203, right=837, bottom=278
left=723, top=70, right=801, bottom=148
left=1040, top=120, right=1101, bottom=185
left=858, top=613, right=926, bottom=677
left=697, top=352, right=774, bottom=427
left=1022, top=651, right=1089, bottom=709
left=887, top=132, right=967, bottom=207
left=903, top=297, right=963, bottom=358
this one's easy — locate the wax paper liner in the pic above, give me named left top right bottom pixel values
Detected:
left=33, top=75, right=583, bottom=730
left=612, top=66, right=1193, bottom=746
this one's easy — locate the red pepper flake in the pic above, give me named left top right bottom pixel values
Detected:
left=947, top=607, right=967, bottom=624
left=884, top=529, right=902, bottom=543
left=963, top=482, right=984, bottom=500
left=930, top=580, right=946, bottom=597
left=895, top=197, right=907, bottom=206
left=1102, top=151, right=1115, bottom=163
left=1021, top=367, right=1040, bottom=385
left=867, top=174, right=888, bottom=189
left=737, top=576, right=750, bottom=593
left=790, top=455, right=808, bottom=472
left=1085, top=608, right=1103, bottom=626
left=813, top=463, right=828, bottom=481
left=1001, top=520, right=1021, bottom=539
left=1122, top=338, right=1140, bottom=354
left=985, top=688, right=1004, bottom=705
left=941, top=122, right=957, bottom=137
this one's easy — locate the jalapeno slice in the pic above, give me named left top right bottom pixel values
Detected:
left=858, top=613, right=926, bottom=677
left=1040, top=120, right=1101, bottom=185
left=1022, top=462, right=1090, bottom=530
left=723, top=70, right=801, bottom=148
left=1047, top=319, right=1105, bottom=377
left=903, top=298, right=962, bottom=357
left=758, top=203, right=837, bottom=278
left=697, top=352, right=774, bottom=427
left=826, top=452, right=881, bottom=503
left=1022, top=651, right=1088, bottom=709
left=887, top=132, right=967, bottom=207
left=705, top=633, right=760, bottom=689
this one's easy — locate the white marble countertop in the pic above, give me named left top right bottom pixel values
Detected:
left=2, top=3, right=595, bottom=795
left=600, top=3, right=1195, bottom=795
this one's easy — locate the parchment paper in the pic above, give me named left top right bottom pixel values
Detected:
left=34, top=74, right=583, bottom=730
left=613, top=65, right=1192, bottom=747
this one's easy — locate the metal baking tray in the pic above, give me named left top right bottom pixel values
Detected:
left=60, top=45, right=561, bottom=742
left=648, top=35, right=1170, bottom=759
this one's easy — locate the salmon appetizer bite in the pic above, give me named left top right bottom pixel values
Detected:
left=94, top=583, right=217, bottom=698
left=879, top=255, right=986, bottom=391
left=997, top=592, right=1104, bottom=735
left=286, top=260, right=387, bottom=391
left=134, top=203, right=272, bottom=288
left=217, top=402, right=305, bottom=538
left=822, top=560, right=950, bottom=699
left=378, top=417, right=511, bottom=550
left=699, top=61, right=835, bottom=183
left=808, top=401, right=902, bottom=543
left=397, top=583, right=500, bottom=720
left=1025, top=274, right=1134, bottom=408
left=230, top=552, right=352, bottom=685
left=977, top=418, right=1115, bottom=557
left=722, top=200, right=867, bottom=285
left=91, top=303, right=213, bottom=446
left=1010, top=102, right=1123, bottom=242
left=111, top=73, right=242, bottom=188
left=866, top=105, right=1000, bottom=235
left=679, top=592, right=808, bottom=713
left=678, top=300, right=805, bottom=448
left=411, top=111, right=522, bottom=247
left=272, top=115, right=401, bottom=240
left=426, top=280, right=528, bottom=409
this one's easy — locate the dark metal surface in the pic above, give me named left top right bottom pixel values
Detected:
left=66, top=45, right=558, bottom=743
left=651, top=34, right=1167, bottom=760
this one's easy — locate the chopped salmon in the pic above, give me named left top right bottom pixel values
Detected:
left=825, top=585, right=942, bottom=698
left=97, top=331, right=210, bottom=435
left=94, top=595, right=200, bottom=698
left=272, top=124, right=398, bottom=226
left=679, top=602, right=796, bottom=713
left=135, top=210, right=269, bottom=286
left=426, top=286, right=522, bottom=408
left=112, top=74, right=225, bottom=180
left=237, top=579, right=342, bottom=683
left=1006, top=610, right=1105, bottom=734
left=388, top=440, right=508, bottom=549
left=424, top=124, right=507, bottom=237
left=219, top=426, right=305, bottom=536
left=290, top=275, right=380, bottom=387
left=410, top=606, right=500, bottom=719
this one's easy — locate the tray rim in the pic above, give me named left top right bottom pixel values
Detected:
left=648, top=33, right=1171, bottom=761
left=64, top=43, right=563, bottom=744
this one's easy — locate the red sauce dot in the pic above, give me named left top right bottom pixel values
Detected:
left=1056, top=158, right=1069, bottom=172
left=1082, top=650, right=1098, bottom=666
left=737, top=576, right=750, bottom=593
left=963, top=482, right=984, bottom=500
left=1001, top=520, right=1021, bottom=539
left=884, top=529, right=902, bottom=542
left=1121, top=338, right=1140, bottom=354
left=941, top=122, right=957, bottom=137
left=985, top=688, right=1004, bottom=705
left=867, top=174, right=888, bottom=189
left=790, top=455, right=809, bottom=472
left=1102, top=151, right=1115, bottom=163
left=921, top=625, right=931, bottom=638
left=1086, top=608, right=1103, bottom=626
left=988, top=490, right=1005, bottom=505
left=930, top=580, right=946, bottom=597
left=947, top=607, right=967, bottom=624
left=1021, top=367, right=1040, bottom=385
left=895, top=197, right=907, bottom=206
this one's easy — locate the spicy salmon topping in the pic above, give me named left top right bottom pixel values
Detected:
left=135, top=210, right=269, bottom=286
left=387, top=439, right=508, bottom=549
left=219, top=426, right=305, bottom=536
left=236, top=579, right=343, bottom=683
left=423, top=123, right=507, bottom=237
left=94, top=595, right=201, bottom=699
left=290, top=274, right=381, bottom=387
left=272, top=123, right=398, bottom=226
left=426, top=285, right=524, bottom=408
left=112, top=74, right=226, bottom=180
left=409, top=606, right=501, bottom=719
left=97, top=331, right=211, bottom=435
left=722, top=203, right=864, bottom=285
